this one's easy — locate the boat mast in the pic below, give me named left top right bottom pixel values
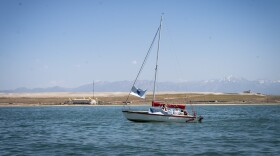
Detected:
left=152, top=16, right=163, bottom=102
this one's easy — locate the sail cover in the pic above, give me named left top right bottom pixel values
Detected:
left=130, top=86, right=147, bottom=99
left=152, top=101, right=186, bottom=109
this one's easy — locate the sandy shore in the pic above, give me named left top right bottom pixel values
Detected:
left=0, top=92, right=279, bottom=106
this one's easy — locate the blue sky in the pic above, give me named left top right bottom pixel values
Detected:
left=0, top=0, right=280, bottom=90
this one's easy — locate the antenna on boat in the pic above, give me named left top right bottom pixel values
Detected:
left=93, top=80, right=95, bottom=99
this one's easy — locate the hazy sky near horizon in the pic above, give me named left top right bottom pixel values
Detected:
left=1, top=0, right=280, bottom=90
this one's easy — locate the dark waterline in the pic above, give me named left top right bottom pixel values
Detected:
left=0, top=105, right=279, bottom=155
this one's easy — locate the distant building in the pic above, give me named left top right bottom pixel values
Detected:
left=64, top=98, right=97, bottom=105
left=243, top=90, right=251, bottom=94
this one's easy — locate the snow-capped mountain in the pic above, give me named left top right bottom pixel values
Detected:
left=1, top=77, right=280, bottom=95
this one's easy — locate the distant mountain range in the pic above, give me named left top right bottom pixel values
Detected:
left=1, top=77, right=280, bottom=95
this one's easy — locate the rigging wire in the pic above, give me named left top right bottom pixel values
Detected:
left=164, top=17, right=200, bottom=113
left=124, top=24, right=161, bottom=105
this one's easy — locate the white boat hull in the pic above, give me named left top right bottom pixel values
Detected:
left=122, top=110, right=203, bottom=123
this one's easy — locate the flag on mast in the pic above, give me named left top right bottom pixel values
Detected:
left=130, top=86, right=147, bottom=99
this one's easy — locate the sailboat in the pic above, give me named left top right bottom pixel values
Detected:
left=122, top=16, right=203, bottom=123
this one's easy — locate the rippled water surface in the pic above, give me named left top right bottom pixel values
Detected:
left=0, top=105, right=279, bottom=155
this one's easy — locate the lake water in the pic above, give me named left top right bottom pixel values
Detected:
left=0, top=105, right=279, bottom=155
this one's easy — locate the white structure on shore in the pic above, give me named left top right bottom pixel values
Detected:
left=64, top=97, right=97, bottom=105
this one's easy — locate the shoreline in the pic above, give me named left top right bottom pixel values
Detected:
left=0, top=103, right=279, bottom=107
left=1, top=92, right=280, bottom=107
